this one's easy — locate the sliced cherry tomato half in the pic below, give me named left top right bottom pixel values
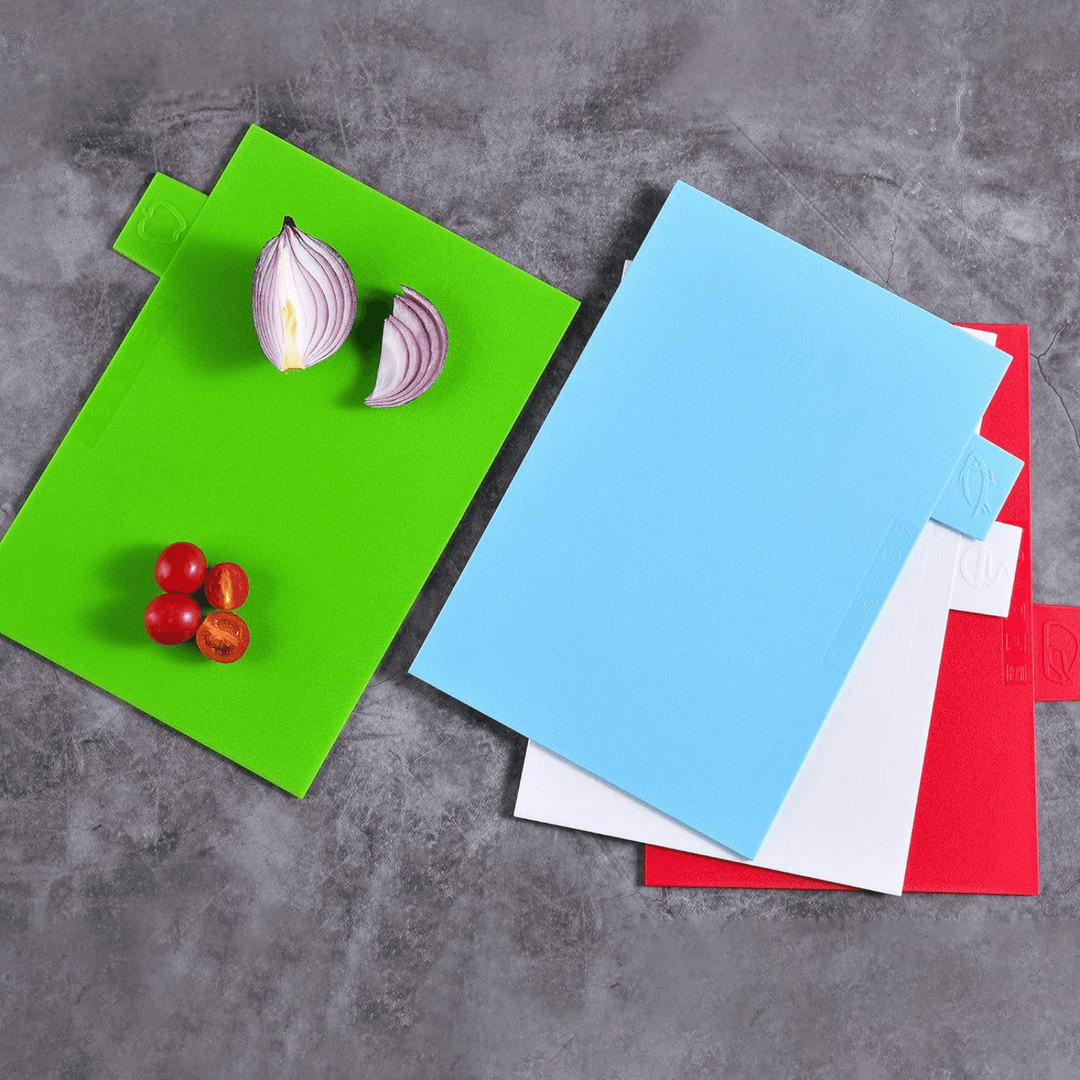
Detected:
left=196, top=610, right=250, bottom=664
left=203, top=562, right=249, bottom=610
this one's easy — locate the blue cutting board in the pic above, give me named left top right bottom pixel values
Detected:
left=410, top=181, right=1010, bottom=857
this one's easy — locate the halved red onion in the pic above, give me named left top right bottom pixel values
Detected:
left=252, top=217, right=357, bottom=372
left=366, top=286, right=448, bottom=407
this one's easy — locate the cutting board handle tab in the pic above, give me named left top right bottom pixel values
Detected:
left=113, top=173, right=208, bottom=277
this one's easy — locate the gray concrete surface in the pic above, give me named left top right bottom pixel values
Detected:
left=3, top=1, right=1080, bottom=1076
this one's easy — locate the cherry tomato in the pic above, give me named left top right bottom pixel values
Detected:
left=154, top=541, right=207, bottom=594
left=203, top=562, right=249, bottom=610
left=144, top=593, right=202, bottom=645
left=196, top=610, right=250, bottom=664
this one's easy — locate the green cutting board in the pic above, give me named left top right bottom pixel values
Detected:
left=0, top=125, right=579, bottom=795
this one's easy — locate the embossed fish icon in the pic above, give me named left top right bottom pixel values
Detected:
left=960, top=451, right=997, bottom=520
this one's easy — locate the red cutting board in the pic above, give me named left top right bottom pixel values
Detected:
left=645, top=325, right=1045, bottom=894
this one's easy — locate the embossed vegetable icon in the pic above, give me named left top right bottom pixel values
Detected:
left=144, top=593, right=202, bottom=644
left=154, top=541, right=207, bottom=594
left=366, top=286, right=448, bottom=407
left=196, top=610, right=251, bottom=664
left=203, top=562, right=249, bottom=610
left=252, top=217, right=357, bottom=372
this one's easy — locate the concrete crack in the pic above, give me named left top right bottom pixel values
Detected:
left=952, top=67, right=967, bottom=157
left=1031, top=323, right=1080, bottom=456
left=884, top=219, right=899, bottom=288
left=883, top=186, right=902, bottom=290
left=1034, top=322, right=1065, bottom=363
left=951, top=66, right=977, bottom=317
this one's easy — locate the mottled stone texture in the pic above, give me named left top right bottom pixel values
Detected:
left=3, top=1, right=1080, bottom=1076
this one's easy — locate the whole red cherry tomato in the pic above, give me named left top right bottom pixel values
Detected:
left=196, top=610, right=250, bottom=663
left=154, top=542, right=207, bottom=594
left=144, top=593, right=202, bottom=645
left=203, top=562, right=249, bottom=610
